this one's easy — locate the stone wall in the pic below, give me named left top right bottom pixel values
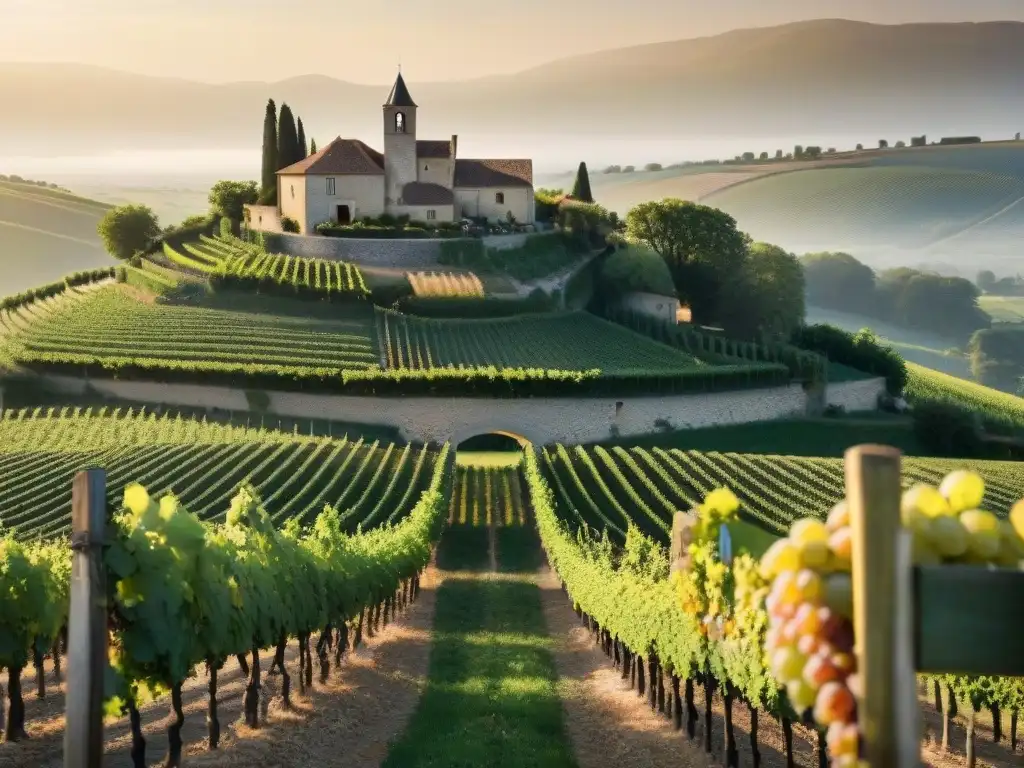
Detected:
left=614, top=292, right=681, bottom=324
left=260, top=231, right=445, bottom=268
left=42, top=375, right=810, bottom=445
left=826, top=377, right=886, bottom=412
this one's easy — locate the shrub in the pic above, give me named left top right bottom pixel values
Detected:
left=791, top=324, right=907, bottom=395
left=912, top=401, right=983, bottom=457
left=220, top=217, right=235, bottom=238
left=281, top=216, right=300, bottom=233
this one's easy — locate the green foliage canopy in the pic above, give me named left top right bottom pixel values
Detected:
left=570, top=162, right=594, bottom=203
left=208, top=180, right=258, bottom=221
left=97, top=204, right=160, bottom=260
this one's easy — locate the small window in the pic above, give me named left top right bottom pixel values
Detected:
left=326, top=178, right=336, bottom=195
left=426, top=209, right=436, bottom=220
left=395, top=112, right=405, bottom=133
left=495, top=192, right=505, bottom=204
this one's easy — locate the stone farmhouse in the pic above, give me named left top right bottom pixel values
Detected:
left=272, top=72, right=535, bottom=234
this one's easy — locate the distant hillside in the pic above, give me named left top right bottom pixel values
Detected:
left=0, top=179, right=115, bottom=295
left=4, top=20, right=1024, bottom=154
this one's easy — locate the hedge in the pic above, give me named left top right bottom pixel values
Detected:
left=790, top=324, right=907, bottom=395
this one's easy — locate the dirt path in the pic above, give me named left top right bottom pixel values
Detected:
left=0, top=565, right=441, bottom=768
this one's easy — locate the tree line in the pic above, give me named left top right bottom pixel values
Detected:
left=260, top=99, right=314, bottom=205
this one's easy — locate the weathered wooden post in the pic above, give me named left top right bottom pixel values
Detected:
left=845, top=445, right=918, bottom=768
left=669, top=510, right=696, bottom=576
left=64, top=469, right=107, bottom=768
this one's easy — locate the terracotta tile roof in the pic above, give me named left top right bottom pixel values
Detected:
left=385, top=72, right=417, bottom=107
left=417, top=140, right=452, bottom=159
left=401, top=182, right=454, bottom=206
left=454, top=158, right=533, bottom=188
left=277, top=137, right=384, bottom=175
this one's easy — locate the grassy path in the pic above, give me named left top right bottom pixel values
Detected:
left=383, top=525, right=577, bottom=768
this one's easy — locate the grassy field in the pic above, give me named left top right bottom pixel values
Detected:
left=0, top=179, right=115, bottom=295
left=541, top=443, right=1024, bottom=541
left=385, top=526, right=573, bottom=768
left=980, top=294, right=1024, bottom=322
left=0, top=408, right=440, bottom=539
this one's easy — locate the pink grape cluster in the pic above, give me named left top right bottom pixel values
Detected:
left=760, top=503, right=863, bottom=767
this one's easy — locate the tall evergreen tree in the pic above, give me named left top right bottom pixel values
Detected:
left=310, top=137, right=317, bottom=154
left=277, top=103, right=301, bottom=171
left=570, top=161, right=594, bottom=203
left=260, top=99, right=278, bottom=200
left=296, top=117, right=308, bottom=158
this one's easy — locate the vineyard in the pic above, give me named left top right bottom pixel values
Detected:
left=906, top=362, right=1024, bottom=431
left=5, top=285, right=382, bottom=373
left=0, top=408, right=440, bottom=539
left=409, top=271, right=485, bottom=298
left=376, top=307, right=738, bottom=375
left=541, top=444, right=1024, bottom=541
left=0, top=446, right=450, bottom=762
left=448, top=463, right=529, bottom=526
left=528, top=447, right=1024, bottom=768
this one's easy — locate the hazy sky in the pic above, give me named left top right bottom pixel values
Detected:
left=5, top=0, right=1024, bottom=83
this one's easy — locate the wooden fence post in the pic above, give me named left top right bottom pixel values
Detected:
left=845, top=445, right=917, bottom=768
left=64, top=469, right=107, bottom=768
left=669, top=510, right=696, bottom=576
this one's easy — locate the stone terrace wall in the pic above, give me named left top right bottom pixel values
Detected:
left=826, top=377, right=886, bottom=412
left=41, top=376, right=810, bottom=445
left=261, top=232, right=444, bottom=268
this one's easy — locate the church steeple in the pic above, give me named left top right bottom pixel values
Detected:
left=385, top=71, right=417, bottom=107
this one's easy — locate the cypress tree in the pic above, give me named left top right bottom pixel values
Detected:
left=310, top=138, right=317, bottom=155
left=296, top=117, right=308, bottom=158
left=277, top=103, right=301, bottom=171
left=260, top=99, right=278, bottom=200
left=571, top=161, right=594, bottom=203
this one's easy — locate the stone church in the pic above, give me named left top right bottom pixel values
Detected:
left=274, top=72, right=535, bottom=233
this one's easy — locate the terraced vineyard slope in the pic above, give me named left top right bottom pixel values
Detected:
left=541, top=444, right=1024, bottom=541
left=5, top=284, right=381, bottom=374
left=377, top=308, right=719, bottom=374
left=906, top=361, right=1024, bottom=431
left=0, top=408, right=439, bottom=539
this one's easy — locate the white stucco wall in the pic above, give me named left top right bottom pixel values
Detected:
left=304, top=174, right=385, bottom=232
left=826, top=377, right=886, bottom=412
left=455, top=187, right=534, bottom=224
left=391, top=204, right=455, bottom=224
left=418, top=157, right=453, bottom=188
left=616, top=292, right=681, bottom=324
left=244, top=205, right=282, bottom=233
left=278, top=174, right=307, bottom=232
left=42, top=375, right=809, bottom=445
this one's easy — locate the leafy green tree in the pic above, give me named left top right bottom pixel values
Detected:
left=599, top=245, right=676, bottom=298
left=277, top=103, right=301, bottom=171
left=209, top=180, right=259, bottom=221
left=309, top=137, right=317, bottom=154
left=625, top=198, right=749, bottom=324
left=644, top=162, right=663, bottom=172
left=976, top=270, right=997, bottom=292
left=570, top=162, right=594, bottom=203
left=742, top=242, right=806, bottom=340
left=801, top=252, right=876, bottom=313
left=260, top=99, right=278, bottom=203
left=97, top=204, right=160, bottom=260
left=296, top=117, right=308, bottom=158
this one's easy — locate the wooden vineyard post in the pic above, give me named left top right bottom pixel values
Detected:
left=845, top=445, right=918, bottom=768
left=64, top=469, right=108, bottom=768
left=669, top=510, right=696, bottom=576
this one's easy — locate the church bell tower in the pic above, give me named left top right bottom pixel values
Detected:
left=383, top=71, right=418, bottom=208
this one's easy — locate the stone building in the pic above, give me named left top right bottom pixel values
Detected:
left=272, top=72, right=535, bottom=234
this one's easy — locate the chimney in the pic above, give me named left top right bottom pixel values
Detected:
left=451, top=134, right=458, bottom=158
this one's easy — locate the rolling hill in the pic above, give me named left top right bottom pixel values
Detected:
left=5, top=20, right=1024, bottom=156
left=0, top=179, right=115, bottom=295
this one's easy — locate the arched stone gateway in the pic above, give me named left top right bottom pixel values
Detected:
left=451, top=426, right=537, bottom=448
